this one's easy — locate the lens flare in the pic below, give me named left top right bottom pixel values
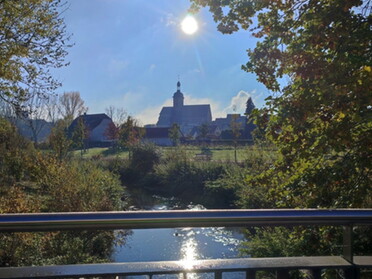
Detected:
left=181, top=15, right=198, bottom=35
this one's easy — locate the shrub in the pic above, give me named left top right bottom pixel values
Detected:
left=129, top=143, right=161, bottom=174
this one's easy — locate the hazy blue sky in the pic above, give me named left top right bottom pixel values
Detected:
left=55, top=0, right=270, bottom=125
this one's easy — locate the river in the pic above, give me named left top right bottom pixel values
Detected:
left=112, top=194, right=247, bottom=264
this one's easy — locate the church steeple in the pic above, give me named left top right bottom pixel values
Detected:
left=173, top=80, right=184, bottom=108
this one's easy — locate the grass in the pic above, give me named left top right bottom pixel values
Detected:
left=73, top=145, right=275, bottom=163
left=72, top=147, right=129, bottom=159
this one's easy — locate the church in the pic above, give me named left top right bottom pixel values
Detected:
left=156, top=81, right=212, bottom=134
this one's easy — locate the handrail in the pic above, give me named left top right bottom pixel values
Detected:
left=1, top=209, right=371, bottom=279
left=1, top=209, right=372, bottom=232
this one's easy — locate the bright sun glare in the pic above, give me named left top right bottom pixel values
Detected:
left=181, top=15, right=198, bottom=35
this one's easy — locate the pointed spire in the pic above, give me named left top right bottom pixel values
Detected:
left=177, top=76, right=181, bottom=92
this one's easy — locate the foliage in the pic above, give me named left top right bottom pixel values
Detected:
left=0, top=0, right=71, bottom=107
left=118, top=116, right=144, bottom=151
left=71, top=117, right=89, bottom=154
left=153, top=151, right=226, bottom=202
left=0, top=118, right=35, bottom=184
left=245, top=97, right=255, bottom=117
left=207, top=146, right=278, bottom=208
left=190, top=0, right=372, bottom=208
left=48, top=119, right=72, bottom=161
left=190, top=0, right=372, bottom=268
left=169, top=123, right=181, bottom=146
left=129, top=143, right=161, bottom=174
left=105, top=121, right=120, bottom=141
left=0, top=118, right=126, bottom=266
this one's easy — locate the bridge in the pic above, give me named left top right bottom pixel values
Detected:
left=0, top=209, right=371, bottom=279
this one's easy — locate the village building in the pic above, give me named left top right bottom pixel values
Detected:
left=156, top=81, right=212, bottom=134
left=143, top=127, right=173, bottom=146
left=189, top=125, right=221, bottom=140
left=212, top=114, right=247, bottom=132
left=69, top=113, right=114, bottom=146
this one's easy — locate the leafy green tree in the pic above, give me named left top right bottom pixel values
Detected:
left=191, top=1, right=372, bottom=272
left=71, top=117, right=89, bottom=156
left=169, top=123, right=181, bottom=146
left=0, top=118, right=34, bottom=184
left=0, top=154, right=125, bottom=266
left=118, top=116, right=144, bottom=156
left=0, top=0, right=71, bottom=106
left=244, top=97, right=255, bottom=118
left=190, top=0, right=372, bottom=208
left=48, top=119, right=72, bottom=161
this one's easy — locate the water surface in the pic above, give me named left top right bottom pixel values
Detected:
left=113, top=197, right=247, bottom=263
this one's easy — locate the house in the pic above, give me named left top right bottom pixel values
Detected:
left=143, top=127, right=173, bottom=146
left=157, top=81, right=212, bottom=134
left=189, top=124, right=221, bottom=139
left=69, top=113, right=114, bottom=147
left=212, top=113, right=256, bottom=140
left=213, top=114, right=247, bottom=131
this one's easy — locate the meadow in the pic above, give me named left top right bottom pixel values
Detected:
left=72, top=145, right=275, bottom=163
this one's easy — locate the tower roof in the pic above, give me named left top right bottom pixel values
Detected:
left=173, top=80, right=183, bottom=98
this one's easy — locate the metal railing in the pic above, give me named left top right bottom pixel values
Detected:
left=0, top=209, right=371, bottom=279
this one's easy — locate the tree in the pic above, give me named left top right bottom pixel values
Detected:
left=190, top=0, right=372, bottom=208
left=118, top=116, right=144, bottom=152
left=105, top=106, right=127, bottom=127
left=0, top=0, right=71, bottom=106
left=19, top=94, right=48, bottom=143
left=244, top=97, right=255, bottom=118
left=45, top=95, right=60, bottom=125
left=104, top=106, right=127, bottom=144
left=58, top=92, right=87, bottom=123
left=71, top=117, right=89, bottom=156
left=48, top=119, right=72, bottom=161
left=244, top=97, right=256, bottom=140
left=230, top=114, right=241, bottom=164
left=0, top=98, right=14, bottom=119
left=169, top=123, right=181, bottom=146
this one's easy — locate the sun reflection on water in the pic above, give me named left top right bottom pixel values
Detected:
left=180, top=235, right=198, bottom=270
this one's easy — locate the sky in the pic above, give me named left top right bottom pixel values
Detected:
left=54, top=0, right=270, bottom=125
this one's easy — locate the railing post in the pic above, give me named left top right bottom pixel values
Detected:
left=215, top=271, right=222, bottom=279
left=310, top=269, right=321, bottom=279
left=344, top=268, right=360, bottom=279
left=343, top=225, right=360, bottom=279
left=246, top=270, right=256, bottom=279
left=343, top=225, right=353, bottom=263
left=276, top=270, right=290, bottom=279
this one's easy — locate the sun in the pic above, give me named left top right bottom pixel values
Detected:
left=181, top=15, right=198, bottom=35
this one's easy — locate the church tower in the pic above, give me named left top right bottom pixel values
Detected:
left=173, top=81, right=184, bottom=108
